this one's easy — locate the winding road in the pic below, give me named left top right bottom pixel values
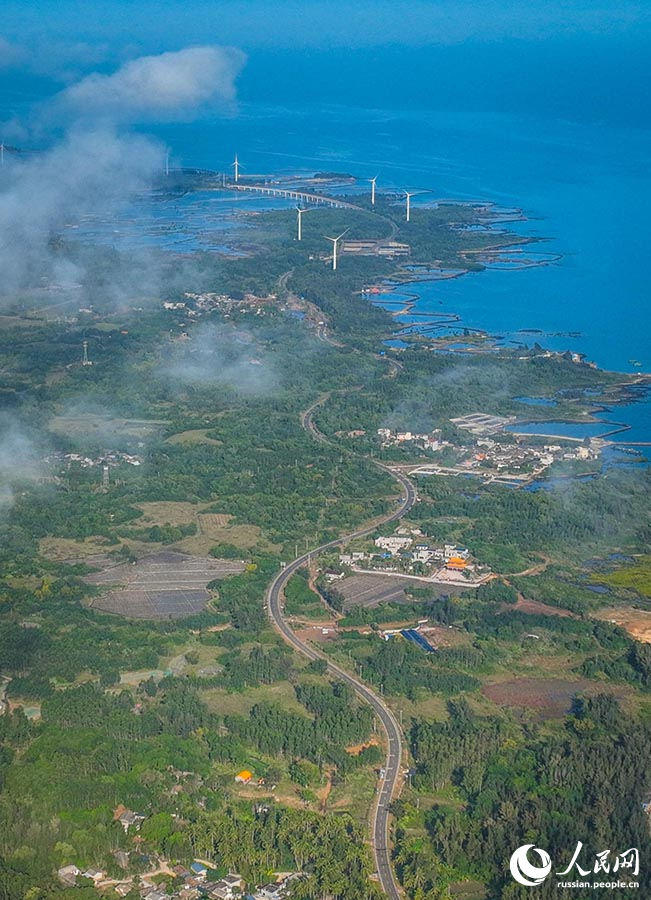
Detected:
left=265, top=397, right=417, bottom=899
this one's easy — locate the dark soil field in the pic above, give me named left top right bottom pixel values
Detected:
left=507, top=596, right=578, bottom=618
left=482, top=677, right=627, bottom=719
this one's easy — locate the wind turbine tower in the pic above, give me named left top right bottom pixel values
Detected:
left=404, top=188, right=431, bottom=222
left=325, top=229, right=348, bottom=271
left=232, top=154, right=240, bottom=182
left=369, top=174, right=378, bottom=206
left=165, top=150, right=170, bottom=177
left=296, top=207, right=311, bottom=241
left=405, top=191, right=414, bottom=222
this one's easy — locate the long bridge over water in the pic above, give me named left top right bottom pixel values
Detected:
left=223, top=182, right=362, bottom=210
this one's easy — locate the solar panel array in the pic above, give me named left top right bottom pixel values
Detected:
left=335, top=574, right=411, bottom=610
left=94, top=588, right=210, bottom=619
left=87, top=550, right=246, bottom=619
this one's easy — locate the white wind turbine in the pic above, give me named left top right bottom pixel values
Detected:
left=405, top=190, right=415, bottom=222
left=325, top=229, right=349, bottom=270
left=296, top=206, right=313, bottom=241
left=404, top=188, right=431, bottom=222
left=232, top=154, right=242, bottom=182
left=369, top=174, right=379, bottom=206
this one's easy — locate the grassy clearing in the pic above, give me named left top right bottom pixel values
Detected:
left=326, top=767, right=379, bottom=826
left=388, top=693, right=448, bottom=724
left=39, top=536, right=112, bottom=560
left=0, top=315, right=42, bottom=327
left=199, top=680, right=310, bottom=717
left=178, top=519, right=272, bottom=555
left=48, top=413, right=168, bottom=440
left=596, top=556, right=651, bottom=597
left=133, top=501, right=276, bottom=555
left=165, top=429, right=223, bottom=445
left=284, top=572, right=328, bottom=620
left=137, top=501, right=200, bottom=524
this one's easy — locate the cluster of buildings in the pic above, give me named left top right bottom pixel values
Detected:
left=59, top=856, right=300, bottom=900
left=58, top=862, right=248, bottom=900
left=178, top=292, right=276, bottom=317
left=340, top=239, right=410, bottom=259
left=164, top=867, right=245, bottom=900
left=376, top=416, right=601, bottom=484
left=46, top=450, right=143, bottom=469
left=57, top=800, right=302, bottom=900
left=454, top=437, right=600, bottom=477
left=374, top=534, right=471, bottom=570
left=377, top=428, right=442, bottom=451
left=338, top=527, right=489, bottom=584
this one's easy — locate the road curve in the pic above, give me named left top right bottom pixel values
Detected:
left=265, top=398, right=417, bottom=900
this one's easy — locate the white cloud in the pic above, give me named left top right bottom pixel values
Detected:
left=0, top=43, right=247, bottom=301
left=0, top=127, right=162, bottom=296
left=55, top=45, right=246, bottom=122
left=0, top=418, right=42, bottom=511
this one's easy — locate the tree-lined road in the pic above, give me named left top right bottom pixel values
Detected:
left=265, top=397, right=417, bottom=899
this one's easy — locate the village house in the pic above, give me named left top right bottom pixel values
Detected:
left=81, top=868, right=105, bottom=884
left=143, top=889, right=170, bottom=900
left=204, top=873, right=245, bottom=899
left=374, top=535, right=412, bottom=553
left=412, top=546, right=435, bottom=563
left=189, top=862, right=209, bottom=880
left=178, top=887, right=201, bottom=900
left=172, top=865, right=191, bottom=879
left=114, top=804, right=146, bottom=833
left=253, top=874, right=301, bottom=900
left=57, top=864, right=79, bottom=886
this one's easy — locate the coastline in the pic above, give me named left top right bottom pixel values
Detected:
left=364, top=248, right=651, bottom=447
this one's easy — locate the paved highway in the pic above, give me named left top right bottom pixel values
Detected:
left=265, top=399, right=417, bottom=900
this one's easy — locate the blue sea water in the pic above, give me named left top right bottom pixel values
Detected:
left=147, top=104, right=651, bottom=441
left=506, top=421, right=623, bottom=440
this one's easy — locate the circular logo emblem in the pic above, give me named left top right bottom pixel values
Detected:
left=510, top=844, right=552, bottom=886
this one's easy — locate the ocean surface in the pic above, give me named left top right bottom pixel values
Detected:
left=148, top=104, right=651, bottom=442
